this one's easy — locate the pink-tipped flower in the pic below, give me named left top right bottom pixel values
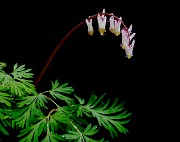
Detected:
left=120, top=28, right=129, bottom=50
left=85, top=18, right=94, bottom=36
left=97, top=9, right=107, bottom=36
left=125, top=39, right=135, bottom=59
left=114, top=17, right=122, bottom=36
left=109, top=14, right=115, bottom=33
left=120, top=24, right=136, bottom=59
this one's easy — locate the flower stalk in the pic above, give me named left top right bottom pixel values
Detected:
left=35, top=9, right=136, bottom=87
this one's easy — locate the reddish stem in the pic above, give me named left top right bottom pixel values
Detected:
left=35, top=13, right=129, bottom=87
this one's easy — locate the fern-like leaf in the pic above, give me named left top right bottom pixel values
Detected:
left=11, top=63, right=33, bottom=79
left=83, top=123, right=99, bottom=136
left=0, top=62, right=6, bottom=71
left=10, top=63, right=36, bottom=96
left=0, top=92, right=12, bottom=107
left=41, top=132, right=66, bottom=142
left=17, top=118, right=47, bottom=142
left=64, top=124, right=104, bottom=142
left=0, top=123, right=9, bottom=135
left=49, top=80, right=75, bottom=105
left=81, top=93, right=132, bottom=138
left=0, top=108, right=12, bottom=135
left=36, top=93, right=48, bottom=109
left=12, top=95, right=47, bottom=129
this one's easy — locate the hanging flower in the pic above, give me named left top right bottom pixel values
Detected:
left=114, top=17, right=122, bottom=36
left=109, top=14, right=115, bottom=33
left=120, top=28, right=129, bottom=50
left=120, top=24, right=136, bottom=59
left=85, top=18, right=94, bottom=36
left=121, top=24, right=136, bottom=49
left=125, top=39, right=135, bottom=59
left=97, top=9, right=107, bottom=36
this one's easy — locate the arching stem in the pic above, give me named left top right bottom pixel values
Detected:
left=35, top=13, right=128, bottom=87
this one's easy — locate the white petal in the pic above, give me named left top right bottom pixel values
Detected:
left=86, top=19, right=94, bottom=33
left=114, top=20, right=121, bottom=36
left=128, top=24, right=133, bottom=33
left=109, top=15, right=115, bottom=30
left=102, top=9, right=105, bottom=14
left=85, top=19, right=89, bottom=25
left=129, top=33, right=136, bottom=41
left=130, top=39, right=135, bottom=48
left=97, top=15, right=107, bottom=29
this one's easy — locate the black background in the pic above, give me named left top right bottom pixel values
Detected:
left=0, top=0, right=176, bottom=141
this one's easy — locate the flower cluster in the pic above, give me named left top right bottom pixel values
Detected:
left=85, top=9, right=136, bottom=59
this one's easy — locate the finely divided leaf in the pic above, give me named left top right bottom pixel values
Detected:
left=0, top=92, right=12, bottom=107
left=81, top=93, right=132, bottom=138
left=49, top=80, right=75, bottom=104
left=83, top=124, right=99, bottom=136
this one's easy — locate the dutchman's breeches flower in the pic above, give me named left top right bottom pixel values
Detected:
left=109, top=15, right=115, bottom=33
left=125, top=39, right=135, bottom=59
left=85, top=9, right=136, bottom=59
left=85, top=18, right=94, bottom=36
left=121, top=28, right=129, bottom=50
left=114, top=17, right=122, bottom=36
left=121, top=25, right=136, bottom=59
left=97, top=9, right=107, bottom=36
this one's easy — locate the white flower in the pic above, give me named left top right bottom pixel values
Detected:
left=120, top=28, right=129, bottom=50
left=85, top=18, right=94, bottom=36
left=114, top=17, right=122, bottom=36
left=109, top=14, right=115, bottom=33
left=97, top=9, right=107, bottom=36
left=125, top=39, right=135, bottom=59
left=120, top=24, right=136, bottom=59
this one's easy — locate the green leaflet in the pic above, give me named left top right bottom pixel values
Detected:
left=0, top=92, right=12, bottom=106
left=0, top=123, right=9, bottom=135
left=83, top=136, right=104, bottom=142
left=0, top=62, right=6, bottom=70
left=36, top=93, right=48, bottom=109
left=11, top=63, right=34, bottom=79
left=12, top=104, right=33, bottom=128
left=81, top=93, right=132, bottom=138
left=83, top=124, right=99, bottom=136
left=51, top=80, right=74, bottom=94
left=12, top=94, right=48, bottom=128
left=0, top=108, right=12, bottom=135
left=49, top=80, right=75, bottom=105
left=0, top=63, right=36, bottom=97
left=41, top=132, right=66, bottom=142
left=18, top=118, right=47, bottom=142
left=63, top=124, right=104, bottom=142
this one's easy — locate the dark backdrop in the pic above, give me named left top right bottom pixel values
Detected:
left=0, top=0, right=174, bottom=142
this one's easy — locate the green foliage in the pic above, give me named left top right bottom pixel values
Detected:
left=50, top=80, right=75, bottom=105
left=76, top=93, right=132, bottom=138
left=0, top=63, right=36, bottom=97
left=0, top=62, right=132, bottom=141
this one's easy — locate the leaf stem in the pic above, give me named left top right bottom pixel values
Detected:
left=69, top=121, right=85, bottom=141
left=46, top=95, right=59, bottom=108
left=46, top=108, right=58, bottom=133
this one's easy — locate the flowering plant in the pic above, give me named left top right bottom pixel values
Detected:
left=0, top=9, right=135, bottom=142
left=85, top=9, right=136, bottom=59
